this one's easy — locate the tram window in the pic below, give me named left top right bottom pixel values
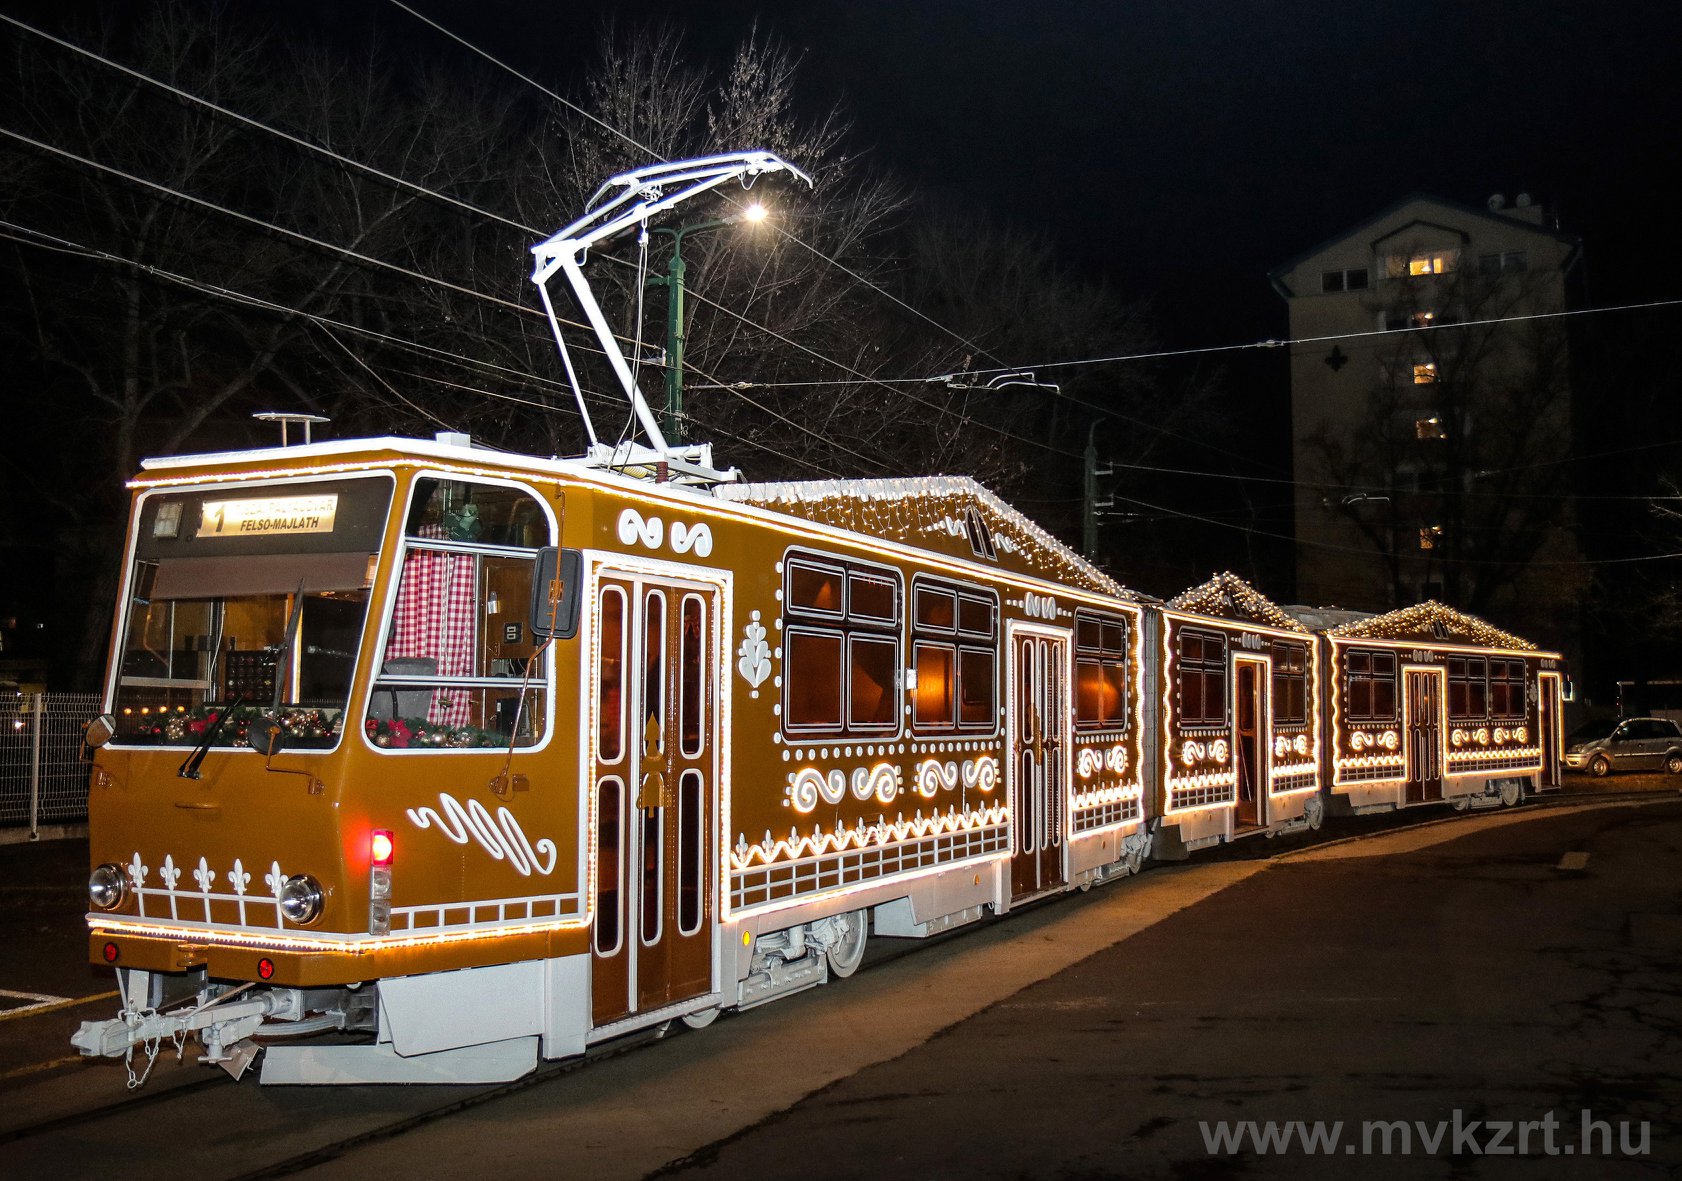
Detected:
left=911, top=575, right=998, bottom=736
left=782, top=551, right=903, bottom=739
left=850, top=636, right=899, bottom=730
left=1448, top=656, right=1488, bottom=720
left=677, top=771, right=703, bottom=936
left=1178, top=628, right=1227, bottom=726
left=598, top=588, right=626, bottom=762
left=916, top=586, right=957, bottom=632
left=850, top=573, right=898, bottom=623
left=788, top=561, right=844, bottom=616
left=643, top=591, right=666, bottom=736
left=914, top=643, right=955, bottom=727
left=367, top=476, right=552, bottom=751
left=1271, top=641, right=1309, bottom=726
left=1346, top=648, right=1398, bottom=721
left=640, top=807, right=662, bottom=946
left=1489, top=659, right=1526, bottom=719
left=785, top=631, right=844, bottom=730
left=1075, top=608, right=1130, bottom=731
left=958, top=596, right=994, bottom=639
left=680, top=595, right=705, bottom=757
left=959, top=649, right=996, bottom=725
left=595, top=779, right=623, bottom=956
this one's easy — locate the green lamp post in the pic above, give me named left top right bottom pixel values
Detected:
left=647, top=202, right=769, bottom=443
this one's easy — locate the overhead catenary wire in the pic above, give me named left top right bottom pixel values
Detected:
left=1, top=11, right=1072, bottom=467
left=384, top=0, right=1011, bottom=373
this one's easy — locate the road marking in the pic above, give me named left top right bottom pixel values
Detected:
left=1557, top=851, right=1591, bottom=871
left=0, top=990, right=118, bottom=1023
left=0, top=1054, right=83, bottom=1082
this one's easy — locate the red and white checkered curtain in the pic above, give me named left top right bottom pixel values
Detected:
left=387, top=533, right=479, bottom=727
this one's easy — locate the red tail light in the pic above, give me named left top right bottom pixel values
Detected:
left=371, top=829, right=395, bottom=868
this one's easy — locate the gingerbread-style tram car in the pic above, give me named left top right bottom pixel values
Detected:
left=69, top=151, right=1565, bottom=1085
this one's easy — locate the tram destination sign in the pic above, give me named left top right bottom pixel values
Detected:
left=198, top=494, right=340, bottom=538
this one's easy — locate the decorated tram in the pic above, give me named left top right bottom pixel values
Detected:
left=70, top=152, right=1565, bottom=1087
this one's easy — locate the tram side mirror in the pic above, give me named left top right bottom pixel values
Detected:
left=530, top=547, right=582, bottom=640
left=84, top=713, right=117, bottom=749
left=248, top=713, right=286, bottom=757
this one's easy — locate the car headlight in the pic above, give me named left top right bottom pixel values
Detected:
left=88, top=863, right=128, bottom=911
left=279, top=874, right=324, bottom=925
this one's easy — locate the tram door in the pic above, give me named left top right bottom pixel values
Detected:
left=1233, top=660, right=1267, bottom=829
left=1538, top=674, right=1562, bottom=787
left=1405, top=669, right=1444, bottom=803
left=1008, top=625, right=1069, bottom=898
left=590, top=574, right=717, bottom=1027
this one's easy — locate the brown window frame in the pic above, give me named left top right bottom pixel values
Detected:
left=1177, top=627, right=1228, bottom=727
left=1345, top=647, right=1398, bottom=722
left=1075, top=608, right=1130, bottom=732
left=782, top=551, right=903, bottom=739
left=910, top=575, right=999, bottom=737
left=1271, top=641, right=1310, bottom=727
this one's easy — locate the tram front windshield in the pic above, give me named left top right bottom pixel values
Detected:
left=109, top=476, right=392, bottom=749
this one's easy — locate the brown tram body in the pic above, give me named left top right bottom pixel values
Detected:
left=73, top=435, right=1563, bottom=1085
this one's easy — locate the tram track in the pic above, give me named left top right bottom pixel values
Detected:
left=4, top=786, right=1669, bottom=1174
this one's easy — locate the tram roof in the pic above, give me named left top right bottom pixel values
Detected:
left=1321, top=600, right=1540, bottom=652
left=1166, top=572, right=1309, bottom=634
left=717, top=476, right=1134, bottom=599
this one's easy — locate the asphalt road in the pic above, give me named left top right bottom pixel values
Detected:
left=2, top=785, right=1679, bottom=1179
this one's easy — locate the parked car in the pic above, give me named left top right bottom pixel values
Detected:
left=1563, top=717, right=1682, bottom=776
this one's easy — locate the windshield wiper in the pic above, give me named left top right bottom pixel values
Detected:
left=178, top=693, right=247, bottom=780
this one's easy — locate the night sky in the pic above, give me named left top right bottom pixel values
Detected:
left=381, top=0, right=1682, bottom=341
left=6, top=0, right=1682, bottom=689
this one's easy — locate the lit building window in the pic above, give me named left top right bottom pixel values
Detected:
left=1419, top=525, right=1444, bottom=550
left=1415, top=417, right=1445, bottom=440
left=1412, top=361, right=1438, bottom=384
left=1389, top=250, right=1458, bottom=278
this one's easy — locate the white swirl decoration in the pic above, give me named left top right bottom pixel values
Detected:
left=406, top=793, right=558, bottom=876
left=616, top=508, right=663, bottom=549
left=962, top=756, right=1001, bottom=793
left=1210, top=739, right=1230, bottom=764
left=670, top=521, right=714, bottom=557
left=916, top=759, right=960, bottom=798
left=790, top=763, right=902, bottom=811
left=1076, top=748, right=1103, bottom=779
left=1104, top=745, right=1128, bottom=774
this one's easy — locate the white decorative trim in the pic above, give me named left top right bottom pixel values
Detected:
left=732, top=804, right=1010, bottom=872
left=736, top=611, right=772, bottom=688
left=406, top=793, right=559, bottom=877
left=912, top=755, right=1000, bottom=798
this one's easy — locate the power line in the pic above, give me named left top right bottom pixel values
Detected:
left=384, top=0, right=1011, bottom=370
left=0, top=216, right=624, bottom=419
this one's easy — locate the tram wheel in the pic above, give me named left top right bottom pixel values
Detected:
left=681, top=1007, right=721, bottom=1030
left=1499, top=779, right=1523, bottom=807
left=826, top=909, right=869, bottom=979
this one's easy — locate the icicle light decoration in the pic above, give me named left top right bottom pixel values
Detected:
left=1166, top=572, right=1308, bottom=633
left=1328, top=600, right=1537, bottom=651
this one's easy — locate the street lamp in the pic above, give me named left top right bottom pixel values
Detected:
left=647, top=202, right=769, bottom=443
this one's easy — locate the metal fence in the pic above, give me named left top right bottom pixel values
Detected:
left=1, top=692, right=99, bottom=835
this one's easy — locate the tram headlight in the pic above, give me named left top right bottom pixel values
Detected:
left=88, top=863, right=128, bottom=911
left=279, top=874, right=324, bottom=925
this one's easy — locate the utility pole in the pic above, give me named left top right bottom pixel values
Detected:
left=1083, top=420, right=1102, bottom=559
left=646, top=204, right=770, bottom=445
